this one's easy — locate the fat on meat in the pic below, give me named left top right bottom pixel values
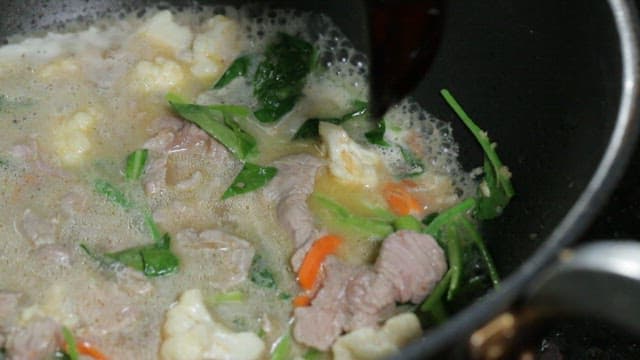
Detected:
left=293, top=230, right=447, bottom=350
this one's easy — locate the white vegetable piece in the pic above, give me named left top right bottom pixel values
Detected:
left=332, top=312, right=422, bottom=360
left=319, top=122, right=383, bottom=187
left=131, top=57, right=185, bottom=94
left=190, top=15, right=245, bottom=82
left=160, top=289, right=266, bottom=360
left=136, top=10, right=193, bottom=56
left=52, top=108, right=99, bottom=166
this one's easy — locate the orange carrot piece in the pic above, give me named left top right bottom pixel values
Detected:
left=293, top=294, right=311, bottom=307
left=298, top=235, right=342, bottom=290
left=383, top=182, right=421, bottom=216
left=77, top=340, right=109, bottom=360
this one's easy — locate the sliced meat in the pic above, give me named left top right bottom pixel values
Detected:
left=293, top=230, right=447, bottom=350
left=376, top=230, right=447, bottom=304
left=143, top=119, right=240, bottom=196
left=75, top=281, right=140, bottom=336
left=263, top=154, right=325, bottom=270
left=15, top=209, right=58, bottom=247
left=175, top=229, right=255, bottom=289
left=5, top=317, right=59, bottom=360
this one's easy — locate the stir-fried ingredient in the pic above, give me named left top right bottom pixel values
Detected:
left=0, top=6, right=513, bottom=360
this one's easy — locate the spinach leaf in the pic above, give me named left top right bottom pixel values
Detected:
left=214, top=55, right=251, bottom=89
left=222, top=162, right=277, bottom=199
left=249, top=254, right=277, bottom=289
left=399, top=146, right=425, bottom=177
left=440, top=89, right=514, bottom=220
left=94, top=179, right=131, bottom=208
left=302, top=349, right=324, bottom=360
left=419, top=268, right=452, bottom=323
left=61, top=327, right=78, bottom=360
left=293, top=100, right=368, bottom=140
left=393, top=215, right=422, bottom=232
left=365, top=119, right=390, bottom=147
left=209, top=290, right=245, bottom=304
left=124, top=149, right=148, bottom=181
left=253, top=33, right=314, bottom=123
left=167, top=94, right=256, bottom=160
left=105, top=234, right=179, bottom=277
left=310, top=193, right=394, bottom=240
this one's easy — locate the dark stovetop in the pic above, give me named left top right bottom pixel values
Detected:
left=534, top=136, right=640, bottom=358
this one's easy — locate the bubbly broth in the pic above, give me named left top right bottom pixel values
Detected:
left=0, top=6, right=474, bottom=360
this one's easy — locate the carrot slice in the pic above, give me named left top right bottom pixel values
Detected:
left=293, top=294, right=311, bottom=307
left=297, top=235, right=342, bottom=290
left=383, top=181, right=421, bottom=216
left=77, top=340, right=109, bottom=360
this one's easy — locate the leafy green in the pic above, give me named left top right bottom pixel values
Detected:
left=167, top=94, right=256, bottom=160
left=399, top=146, right=425, bottom=177
left=61, top=327, right=78, bottom=360
left=209, top=290, right=245, bottom=304
left=310, top=194, right=394, bottom=240
left=253, top=33, right=315, bottom=123
left=125, top=149, right=148, bottom=181
left=214, top=55, right=251, bottom=89
left=365, top=119, right=390, bottom=146
left=249, top=254, right=277, bottom=289
left=270, top=332, right=292, bottom=360
left=145, top=213, right=163, bottom=243
left=222, top=162, right=277, bottom=199
left=0, top=158, right=8, bottom=170
left=294, top=100, right=368, bottom=140
left=94, top=179, right=131, bottom=208
left=440, top=89, right=514, bottom=220
left=419, top=268, right=453, bottom=323
left=302, top=349, right=324, bottom=360
left=393, top=215, right=422, bottom=232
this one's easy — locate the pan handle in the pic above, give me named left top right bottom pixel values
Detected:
left=469, top=241, right=640, bottom=359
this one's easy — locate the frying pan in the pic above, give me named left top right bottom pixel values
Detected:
left=1, top=0, right=639, bottom=358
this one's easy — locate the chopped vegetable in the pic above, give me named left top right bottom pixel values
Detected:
left=440, top=89, right=514, bottom=220
left=124, top=149, right=148, bottom=180
left=302, top=348, right=324, bottom=360
left=61, top=327, right=79, bottom=360
left=210, top=290, right=246, bottom=304
left=270, top=332, right=292, bottom=360
left=459, top=216, right=500, bottom=287
left=145, top=213, right=163, bottom=243
left=0, top=158, right=8, bottom=169
left=393, top=215, right=422, bottom=232
left=167, top=93, right=256, bottom=160
left=293, top=294, right=311, bottom=307
left=222, top=162, right=277, bottom=199
left=249, top=254, right=277, bottom=289
left=419, top=268, right=453, bottom=323
left=94, top=179, right=131, bottom=208
left=298, top=234, right=342, bottom=290
left=214, top=55, right=251, bottom=89
left=398, top=146, right=425, bottom=177
left=76, top=340, right=109, bottom=360
left=311, top=194, right=394, bottom=240
left=365, top=119, right=390, bottom=147
left=294, top=100, right=368, bottom=140
left=383, top=181, right=421, bottom=216
left=253, top=33, right=314, bottom=123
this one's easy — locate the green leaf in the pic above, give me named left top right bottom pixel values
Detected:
left=459, top=216, right=500, bottom=288
left=419, top=268, right=452, bottom=323
left=210, top=290, right=246, bottom=304
left=94, top=179, right=131, bottom=208
left=106, top=238, right=179, bottom=277
left=125, top=149, right=148, bottom=181
left=145, top=213, right=163, bottom=243
left=444, top=225, right=463, bottom=300
left=302, top=349, right=324, bottom=360
left=393, top=215, right=422, bottom=232
left=294, top=101, right=368, bottom=140
left=399, top=146, right=425, bottom=177
left=310, top=193, right=394, bottom=240
left=249, top=254, right=277, bottom=289
left=61, top=327, right=79, bottom=360
left=440, top=89, right=514, bottom=220
left=270, top=332, right=292, bottom=360
left=222, top=162, right=277, bottom=199
left=0, top=158, right=9, bottom=170
left=167, top=94, right=256, bottom=160
left=253, top=33, right=315, bottom=123
left=214, top=55, right=251, bottom=89
left=423, top=198, right=476, bottom=236
left=365, top=120, right=390, bottom=147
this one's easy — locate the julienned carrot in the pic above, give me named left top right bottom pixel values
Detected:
left=76, top=340, right=109, bottom=360
left=293, top=294, right=311, bottom=307
left=383, top=181, right=421, bottom=216
left=297, top=235, right=342, bottom=290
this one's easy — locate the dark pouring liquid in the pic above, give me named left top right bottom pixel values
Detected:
left=367, top=0, right=444, bottom=119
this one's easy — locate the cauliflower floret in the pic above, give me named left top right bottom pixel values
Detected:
left=319, top=122, right=383, bottom=187
left=160, top=289, right=265, bottom=360
left=130, top=57, right=185, bottom=94
left=52, top=108, right=99, bottom=166
left=136, top=10, right=193, bottom=56
left=332, top=312, right=422, bottom=360
left=190, top=15, right=245, bottom=82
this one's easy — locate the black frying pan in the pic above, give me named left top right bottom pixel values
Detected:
left=1, top=0, right=639, bottom=358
